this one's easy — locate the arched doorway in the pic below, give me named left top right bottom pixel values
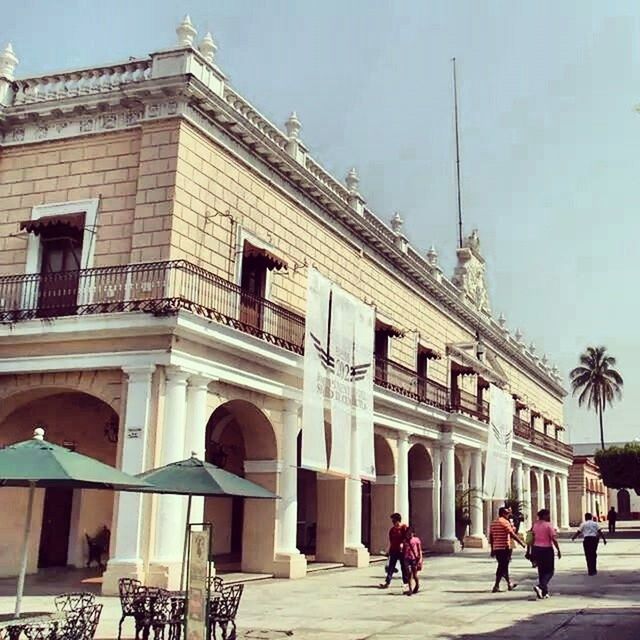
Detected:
left=0, top=389, right=118, bottom=577
left=204, top=400, right=277, bottom=574
left=617, top=489, right=630, bottom=517
left=408, top=443, right=433, bottom=546
left=369, top=434, right=394, bottom=555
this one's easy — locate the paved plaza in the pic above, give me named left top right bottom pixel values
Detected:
left=2, top=526, right=639, bottom=640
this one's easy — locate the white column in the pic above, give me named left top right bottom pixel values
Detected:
left=439, top=437, right=456, bottom=542
left=535, top=468, right=545, bottom=511
left=347, top=418, right=362, bottom=548
left=522, top=463, right=532, bottom=527
left=396, top=433, right=410, bottom=520
left=469, top=449, right=484, bottom=538
left=183, top=375, right=210, bottom=524
left=277, top=401, right=300, bottom=554
left=111, top=365, right=156, bottom=563
left=515, top=460, right=524, bottom=506
left=431, top=446, right=441, bottom=543
left=549, top=472, right=558, bottom=527
left=153, top=367, right=189, bottom=565
left=559, top=475, right=570, bottom=529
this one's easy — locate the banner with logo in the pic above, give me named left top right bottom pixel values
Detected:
left=327, top=286, right=355, bottom=475
left=301, top=267, right=331, bottom=472
left=354, top=299, right=376, bottom=480
left=483, top=385, right=515, bottom=499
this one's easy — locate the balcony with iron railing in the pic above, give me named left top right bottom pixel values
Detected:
left=374, top=356, right=449, bottom=410
left=513, top=415, right=532, bottom=440
left=0, top=260, right=572, bottom=457
left=450, top=388, right=490, bottom=423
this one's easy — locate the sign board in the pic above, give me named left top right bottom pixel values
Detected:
left=185, top=527, right=210, bottom=640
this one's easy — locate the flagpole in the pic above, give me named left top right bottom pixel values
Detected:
left=452, top=57, right=463, bottom=249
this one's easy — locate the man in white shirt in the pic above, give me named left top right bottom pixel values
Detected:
left=571, top=512, right=607, bottom=575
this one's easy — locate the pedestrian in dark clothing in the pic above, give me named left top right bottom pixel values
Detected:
left=608, top=507, right=617, bottom=534
left=379, top=512, right=408, bottom=589
left=572, top=512, right=607, bottom=575
left=489, top=507, right=525, bottom=593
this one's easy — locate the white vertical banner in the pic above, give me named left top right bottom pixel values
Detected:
left=302, top=267, right=331, bottom=472
left=327, top=286, right=354, bottom=475
left=354, top=300, right=375, bottom=480
left=483, top=385, right=515, bottom=499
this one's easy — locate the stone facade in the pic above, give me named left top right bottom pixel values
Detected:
left=0, top=20, right=572, bottom=590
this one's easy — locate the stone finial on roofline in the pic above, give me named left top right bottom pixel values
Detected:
left=0, top=43, right=19, bottom=81
left=345, top=167, right=359, bottom=193
left=390, top=212, right=403, bottom=234
left=200, top=32, right=217, bottom=63
left=514, top=328, right=523, bottom=344
left=426, top=245, right=439, bottom=267
left=177, top=15, right=198, bottom=47
left=285, top=111, right=301, bottom=140
left=497, top=312, right=506, bottom=328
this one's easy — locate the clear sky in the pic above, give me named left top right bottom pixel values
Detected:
left=4, top=1, right=639, bottom=444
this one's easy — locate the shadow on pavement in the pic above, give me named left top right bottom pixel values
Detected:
left=449, top=607, right=640, bottom=639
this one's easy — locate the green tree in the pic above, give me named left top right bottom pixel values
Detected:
left=569, top=346, right=623, bottom=450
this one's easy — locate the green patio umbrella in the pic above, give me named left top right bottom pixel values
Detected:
left=0, top=428, right=151, bottom=617
left=136, top=453, right=278, bottom=588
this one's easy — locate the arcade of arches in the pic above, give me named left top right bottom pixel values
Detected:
left=0, top=368, right=572, bottom=593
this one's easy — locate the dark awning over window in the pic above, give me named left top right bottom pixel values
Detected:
left=375, top=319, right=405, bottom=338
left=418, top=344, right=442, bottom=360
left=243, top=242, right=288, bottom=271
left=20, top=212, right=85, bottom=236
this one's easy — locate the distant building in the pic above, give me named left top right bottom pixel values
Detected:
left=569, top=442, right=640, bottom=524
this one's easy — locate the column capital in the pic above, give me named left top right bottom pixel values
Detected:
left=513, top=458, right=523, bottom=470
left=283, top=399, right=301, bottom=414
left=397, top=432, right=410, bottom=444
left=123, top=365, right=156, bottom=382
left=188, top=374, right=210, bottom=390
left=165, top=366, right=190, bottom=385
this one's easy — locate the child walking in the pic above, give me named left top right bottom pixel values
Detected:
left=402, top=526, right=423, bottom=595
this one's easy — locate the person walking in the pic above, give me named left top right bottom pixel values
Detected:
left=608, top=506, right=617, bottom=534
left=531, top=508, right=561, bottom=599
left=489, top=506, right=526, bottom=593
left=379, top=512, right=408, bottom=589
left=402, top=525, right=423, bottom=596
left=572, top=512, right=607, bottom=575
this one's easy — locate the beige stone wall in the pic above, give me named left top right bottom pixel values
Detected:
left=169, top=121, right=563, bottom=418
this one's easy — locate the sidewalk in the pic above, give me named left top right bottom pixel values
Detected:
left=2, top=526, right=639, bottom=639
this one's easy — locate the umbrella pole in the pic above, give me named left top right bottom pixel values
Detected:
left=180, top=494, right=192, bottom=592
left=15, top=482, right=36, bottom=618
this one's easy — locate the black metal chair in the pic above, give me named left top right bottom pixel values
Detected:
left=209, top=584, right=244, bottom=640
left=21, top=621, right=59, bottom=640
left=54, top=592, right=96, bottom=613
left=206, top=576, right=224, bottom=593
left=74, top=603, right=103, bottom=640
left=131, top=586, right=170, bottom=640
left=117, top=578, right=142, bottom=640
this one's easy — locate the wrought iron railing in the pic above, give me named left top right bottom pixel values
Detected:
left=374, top=356, right=449, bottom=409
left=531, top=430, right=573, bottom=459
left=450, top=388, right=490, bottom=423
left=0, top=260, right=305, bottom=353
left=513, top=415, right=532, bottom=440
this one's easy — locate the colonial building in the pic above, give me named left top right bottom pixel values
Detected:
left=0, top=18, right=572, bottom=593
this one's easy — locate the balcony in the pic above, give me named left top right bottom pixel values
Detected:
left=374, top=356, right=449, bottom=409
left=513, top=415, right=532, bottom=440
left=531, top=430, right=573, bottom=459
left=0, top=260, right=572, bottom=458
left=450, top=388, right=490, bottom=423
left=0, top=260, right=305, bottom=354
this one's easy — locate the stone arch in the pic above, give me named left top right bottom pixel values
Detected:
left=0, top=370, right=122, bottom=423
left=0, top=389, right=119, bottom=578
left=369, top=434, right=396, bottom=555
left=408, top=443, right=434, bottom=546
left=204, top=399, right=278, bottom=573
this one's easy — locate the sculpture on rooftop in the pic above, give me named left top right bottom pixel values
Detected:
left=452, top=229, right=491, bottom=314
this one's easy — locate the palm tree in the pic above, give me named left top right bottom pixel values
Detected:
left=569, top=346, right=623, bottom=450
